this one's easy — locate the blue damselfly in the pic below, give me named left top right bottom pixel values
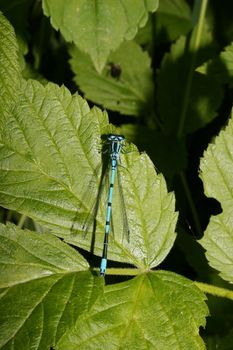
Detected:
left=99, top=134, right=127, bottom=276
left=72, top=133, right=130, bottom=277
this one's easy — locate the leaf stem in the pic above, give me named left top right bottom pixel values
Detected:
left=177, top=0, right=208, bottom=138
left=92, top=267, right=143, bottom=276
left=179, top=171, right=202, bottom=236
left=195, top=281, right=233, bottom=301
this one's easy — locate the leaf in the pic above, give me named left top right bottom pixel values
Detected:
left=0, top=223, right=88, bottom=288
left=197, top=42, right=233, bottom=87
left=0, top=78, right=178, bottom=270
left=42, top=0, right=159, bottom=72
left=199, top=112, right=233, bottom=283
left=0, top=12, right=21, bottom=120
left=0, top=225, right=208, bottom=349
left=69, top=40, right=154, bottom=116
left=155, top=0, right=192, bottom=42
left=0, top=79, right=105, bottom=234
left=0, top=223, right=102, bottom=350
left=57, top=271, right=208, bottom=350
left=157, top=28, right=224, bottom=136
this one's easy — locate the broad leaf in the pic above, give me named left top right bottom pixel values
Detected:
left=197, top=42, right=233, bottom=87
left=42, top=0, right=159, bottom=72
left=0, top=224, right=208, bottom=349
left=0, top=223, right=88, bottom=288
left=67, top=150, right=178, bottom=269
left=0, top=223, right=101, bottom=350
left=0, top=12, right=21, bottom=119
left=69, top=40, right=154, bottom=116
left=0, top=79, right=105, bottom=234
left=58, top=271, right=208, bottom=350
left=157, top=29, right=223, bottom=136
left=199, top=112, right=233, bottom=283
left=0, top=78, right=178, bottom=270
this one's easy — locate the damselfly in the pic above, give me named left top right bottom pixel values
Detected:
left=72, top=133, right=130, bottom=277
left=99, top=134, right=127, bottom=276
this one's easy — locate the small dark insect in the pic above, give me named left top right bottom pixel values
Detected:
left=108, top=62, right=122, bottom=79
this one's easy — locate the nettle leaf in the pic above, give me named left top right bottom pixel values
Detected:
left=0, top=223, right=102, bottom=350
left=0, top=225, right=208, bottom=349
left=155, top=0, right=192, bottom=42
left=69, top=40, right=154, bottom=116
left=157, top=28, right=224, bottom=136
left=42, top=0, right=159, bottom=72
left=57, top=271, right=208, bottom=350
left=0, top=12, right=21, bottom=119
left=197, top=42, right=233, bottom=87
left=0, top=79, right=108, bottom=235
left=199, top=113, right=233, bottom=283
left=0, top=78, right=177, bottom=270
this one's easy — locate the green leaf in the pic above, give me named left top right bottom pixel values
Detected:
left=0, top=224, right=208, bottom=349
left=155, top=0, right=192, bottom=42
left=42, top=0, right=159, bottom=72
left=0, top=79, right=105, bottom=234
left=0, top=223, right=88, bottom=288
left=69, top=40, right=154, bottom=116
left=58, top=271, right=208, bottom=350
left=0, top=79, right=178, bottom=270
left=0, top=12, right=21, bottom=119
left=199, top=112, right=233, bottom=283
left=0, top=223, right=102, bottom=349
left=67, top=151, right=178, bottom=269
left=157, top=28, right=224, bottom=136
left=197, top=42, right=233, bottom=87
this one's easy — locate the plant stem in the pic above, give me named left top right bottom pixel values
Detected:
left=179, top=171, right=202, bottom=236
left=177, top=0, right=208, bottom=138
left=195, top=281, right=233, bottom=301
left=6, top=209, right=13, bottom=222
left=18, top=214, right=27, bottom=229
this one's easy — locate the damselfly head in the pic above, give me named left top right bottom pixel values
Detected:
left=107, top=134, right=125, bottom=142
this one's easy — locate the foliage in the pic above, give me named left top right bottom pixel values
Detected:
left=199, top=115, right=233, bottom=283
left=0, top=0, right=233, bottom=349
